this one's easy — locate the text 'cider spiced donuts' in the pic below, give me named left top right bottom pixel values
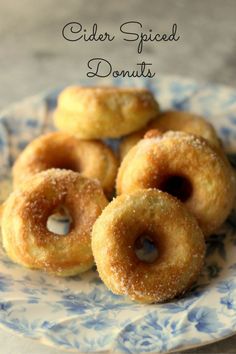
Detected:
left=13, top=131, right=118, bottom=197
left=54, top=86, right=160, bottom=138
left=117, top=131, right=236, bottom=237
left=92, top=189, right=205, bottom=304
left=2, top=169, right=108, bottom=276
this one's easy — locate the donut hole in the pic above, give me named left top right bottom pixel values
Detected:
left=159, top=175, right=192, bottom=202
left=134, top=234, right=158, bottom=263
left=46, top=206, right=72, bottom=235
left=52, top=157, right=80, bottom=172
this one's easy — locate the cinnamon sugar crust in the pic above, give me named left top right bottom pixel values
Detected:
left=119, top=110, right=222, bottom=160
left=13, top=131, right=118, bottom=197
left=92, top=189, right=205, bottom=303
left=2, top=169, right=108, bottom=276
left=117, top=131, right=236, bottom=236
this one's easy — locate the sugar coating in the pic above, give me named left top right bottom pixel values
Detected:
left=119, top=110, right=222, bottom=160
left=116, top=131, right=236, bottom=236
left=92, top=189, right=206, bottom=304
left=12, top=131, right=118, bottom=197
left=2, top=169, right=108, bottom=277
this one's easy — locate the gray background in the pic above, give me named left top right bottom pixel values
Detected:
left=0, top=0, right=236, bottom=353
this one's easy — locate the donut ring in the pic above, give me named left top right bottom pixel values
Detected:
left=92, top=189, right=205, bottom=303
left=1, top=169, right=108, bottom=276
left=13, top=132, right=118, bottom=197
left=119, top=110, right=222, bottom=159
left=117, top=131, right=236, bottom=236
left=54, top=86, right=160, bottom=139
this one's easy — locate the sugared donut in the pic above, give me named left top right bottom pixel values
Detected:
left=54, top=86, right=159, bottom=138
left=1, top=169, right=108, bottom=276
left=13, top=132, right=118, bottom=197
left=0, top=203, right=4, bottom=225
left=92, top=189, right=205, bottom=303
left=117, top=131, right=236, bottom=236
left=119, top=110, right=222, bottom=159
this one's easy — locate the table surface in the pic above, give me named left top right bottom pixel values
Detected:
left=1, top=0, right=236, bottom=353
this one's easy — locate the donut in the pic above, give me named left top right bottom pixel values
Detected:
left=0, top=203, right=4, bottom=225
left=119, top=110, right=222, bottom=159
left=13, top=131, right=118, bottom=197
left=1, top=169, right=108, bottom=276
left=54, top=86, right=160, bottom=139
left=92, top=189, right=205, bottom=303
left=116, top=131, right=236, bottom=236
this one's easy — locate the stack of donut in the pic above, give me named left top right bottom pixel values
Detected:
left=1, top=85, right=235, bottom=304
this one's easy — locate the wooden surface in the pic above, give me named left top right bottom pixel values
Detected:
left=0, top=0, right=236, bottom=353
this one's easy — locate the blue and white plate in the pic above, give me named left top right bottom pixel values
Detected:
left=0, top=76, right=236, bottom=353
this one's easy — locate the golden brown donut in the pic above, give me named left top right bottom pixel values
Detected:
left=116, top=131, right=236, bottom=237
left=13, top=131, right=118, bottom=197
left=0, top=203, right=4, bottom=225
left=119, top=110, right=222, bottom=159
left=54, top=86, right=159, bottom=139
left=92, top=189, right=205, bottom=303
left=1, top=169, right=108, bottom=276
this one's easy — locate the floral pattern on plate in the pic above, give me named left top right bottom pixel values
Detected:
left=0, top=76, right=236, bottom=353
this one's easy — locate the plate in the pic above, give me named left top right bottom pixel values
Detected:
left=0, top=76, right=236, bottom=353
